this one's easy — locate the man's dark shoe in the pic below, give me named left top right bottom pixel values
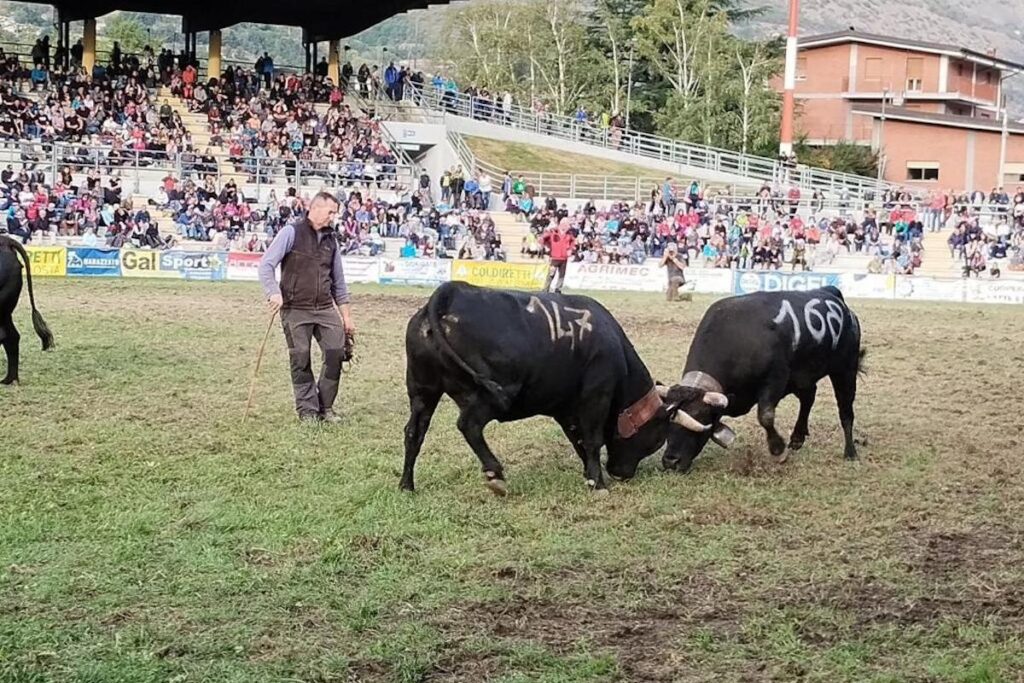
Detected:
left=321, top=410, right=343, bottom=424
left=299, top=412, right=322, bottom=424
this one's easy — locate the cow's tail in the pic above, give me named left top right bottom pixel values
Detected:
left=427, top=283, right=510, bottom=410
left=7, top=237, right=55, bottom=350
left=857, top=348, right=867, bottom=376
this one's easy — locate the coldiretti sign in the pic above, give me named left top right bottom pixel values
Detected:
left=451, top=260, right=547, bottom=290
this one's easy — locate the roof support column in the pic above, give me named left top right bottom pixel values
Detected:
left=83, top=17, right=96, bottom=76
left=328, top=39, right=340, bottom=87
left=208, top=29, right=222, bottom=81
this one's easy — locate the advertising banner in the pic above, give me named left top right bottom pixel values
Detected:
left=379, top=258, right=452, bottom=287
left=963, top=278, right=1024, bottom=305
left=733, top=270, right=842, bottom=295
left=686, top=268, right=734, bottom=294
left=226, top=252, right=262, bottom=281
left=24, top=246, right=67, bottom=277
left=120, top=249, right=175, bottom=278
left=158, top=250, right=228, bottom=281
left=66, top=247, right=121, bottom=277
left=839, top=273, right=895, bottom=300
left=894, top=276, right=965, bottom=302
left=342, top=257, right=381, bottom=284
left=451, top=260, right=548, bottom=290
left=565, top=262, right=663, bottom=292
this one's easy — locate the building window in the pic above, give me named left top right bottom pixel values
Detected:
left=906, top=57, right=923, bottom=92
left=865, top=57, right=882, bottom=83
left=796, top=57, right=807, bottom=81
left=906, top=163, right=939, bottom=181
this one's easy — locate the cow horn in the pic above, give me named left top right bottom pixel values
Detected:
left=703, top=392, right=729, bottom=408
left=672, top=409, right=711, bottom=432
left=655, top=384, right=670, bottom=398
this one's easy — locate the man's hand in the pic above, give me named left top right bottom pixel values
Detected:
left=268, top=294, right=283, bottom=313
left=337, top=303, right=355, bottom=336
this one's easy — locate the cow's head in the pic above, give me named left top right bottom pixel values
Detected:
left=604, top=382, right=729, bottom=480
left=659, top=383, right=734, bottom=473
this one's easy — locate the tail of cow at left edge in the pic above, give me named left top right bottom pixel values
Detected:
left=4, top=236, right=55, bottom=351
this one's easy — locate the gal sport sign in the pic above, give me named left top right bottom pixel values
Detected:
left=120, top=249, right=228, bottom=280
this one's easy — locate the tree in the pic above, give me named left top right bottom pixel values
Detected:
left=102, top=15, right=150, bottom=55
left=731, top=39, right=782, bottom=154
left=438, top=0, right=602, bottom=116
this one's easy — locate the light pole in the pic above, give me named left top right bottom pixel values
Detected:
left=877, top=87, right=888, bottom=182
left=779, top=0, right=800, bottom=157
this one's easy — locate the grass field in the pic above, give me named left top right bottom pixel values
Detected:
left=3, top=279, right=1024, bottom=683
left=464, top=137, right=661, bottom=179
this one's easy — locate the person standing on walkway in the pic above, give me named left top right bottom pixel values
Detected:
left=258, top=192, right=355, bottom=423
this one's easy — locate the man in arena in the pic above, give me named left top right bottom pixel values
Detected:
left=258, top=192, right=355, bottom=423
left=541, top=217, right=574, bottom=294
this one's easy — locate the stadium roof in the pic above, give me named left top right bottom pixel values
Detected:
left=799, top=30, right=1024, bottom=75
left=49, top=0, right=452, bottom=40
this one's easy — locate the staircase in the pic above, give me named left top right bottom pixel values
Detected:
left=157, top=87, right=249, bottom=187
left=917, top=230, right=958, bottom=277
left=491, top=211, right=534, bottom=263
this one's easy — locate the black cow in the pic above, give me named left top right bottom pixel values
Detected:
left=651, top=286, right=865, bottom=474
left=0, top=236, right=55, bottom=384
left=401, top=281, right=692, bottom=494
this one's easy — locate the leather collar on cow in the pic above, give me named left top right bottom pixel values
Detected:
left=681, top=371, right=724, bottom=395
left=617, top=387, right=663, bottom=439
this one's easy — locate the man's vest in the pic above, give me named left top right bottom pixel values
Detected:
left=280, top=220, right=337, bottom=311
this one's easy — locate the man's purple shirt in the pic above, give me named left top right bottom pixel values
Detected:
left=258, top=223, right=350, bottom=305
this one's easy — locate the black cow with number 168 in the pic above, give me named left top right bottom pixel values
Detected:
left=650, top=286, right=866, bottom=475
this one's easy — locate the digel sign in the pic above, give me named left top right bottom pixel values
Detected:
left=734, top=271, right=841, bottom=295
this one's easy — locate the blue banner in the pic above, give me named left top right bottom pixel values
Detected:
left=733, top=271, right=841, bottom=295
left=66, top=247, right=122, bottom=277
left=158, top=250, right=228, bottom=281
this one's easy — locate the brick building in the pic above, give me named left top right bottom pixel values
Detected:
left=785, top=30, right=1024, bottom=191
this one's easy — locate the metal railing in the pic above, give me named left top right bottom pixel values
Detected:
left=0, top=140, right=416, bottom=197
left=387, top=82, right=901, bottom=198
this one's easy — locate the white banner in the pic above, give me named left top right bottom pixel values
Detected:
left=840, top=273, right=894, bottom=300
left=687, top=268, right=733, bottom=294
left=963, top=278, right=1024, bottom=305
left=342, top=257, right=381, bottom=284
left=379, top=258, right=452, bottom=286
left=894, top=276, right=965, bottom=302
left=565, top=262, right=664, bottom=292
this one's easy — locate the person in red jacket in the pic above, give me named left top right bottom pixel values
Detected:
left=541, top=218, right=574, bottom=294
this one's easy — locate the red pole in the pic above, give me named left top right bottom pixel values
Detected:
left=779, top=0, right=800, bottom=156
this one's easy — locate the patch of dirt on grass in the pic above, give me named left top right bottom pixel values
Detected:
left=413, top=575, right=747, bottom=682
left=907, top=526, right=1024, bottom=580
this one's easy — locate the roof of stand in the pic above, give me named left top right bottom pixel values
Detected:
left=50, top=0, right=451, bottom=39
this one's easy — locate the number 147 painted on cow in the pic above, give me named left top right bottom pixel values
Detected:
left=527, top=296, right=594, bottom=350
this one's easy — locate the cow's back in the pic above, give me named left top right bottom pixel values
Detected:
left=406, top=282, right=633, bottom=419
left=686, top=288, right=861, bottom=400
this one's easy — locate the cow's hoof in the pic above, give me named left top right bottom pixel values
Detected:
left=399, top=481, right=415, bottom=493
left=0, top=378, right=17, bottom=386
left=484, top=473, right=508, bottom=497
left=774, top=451, right=790, bottom=465
left=788, top=437, right=806, bottom=451
left=592, top=487, right=610, bottom=498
